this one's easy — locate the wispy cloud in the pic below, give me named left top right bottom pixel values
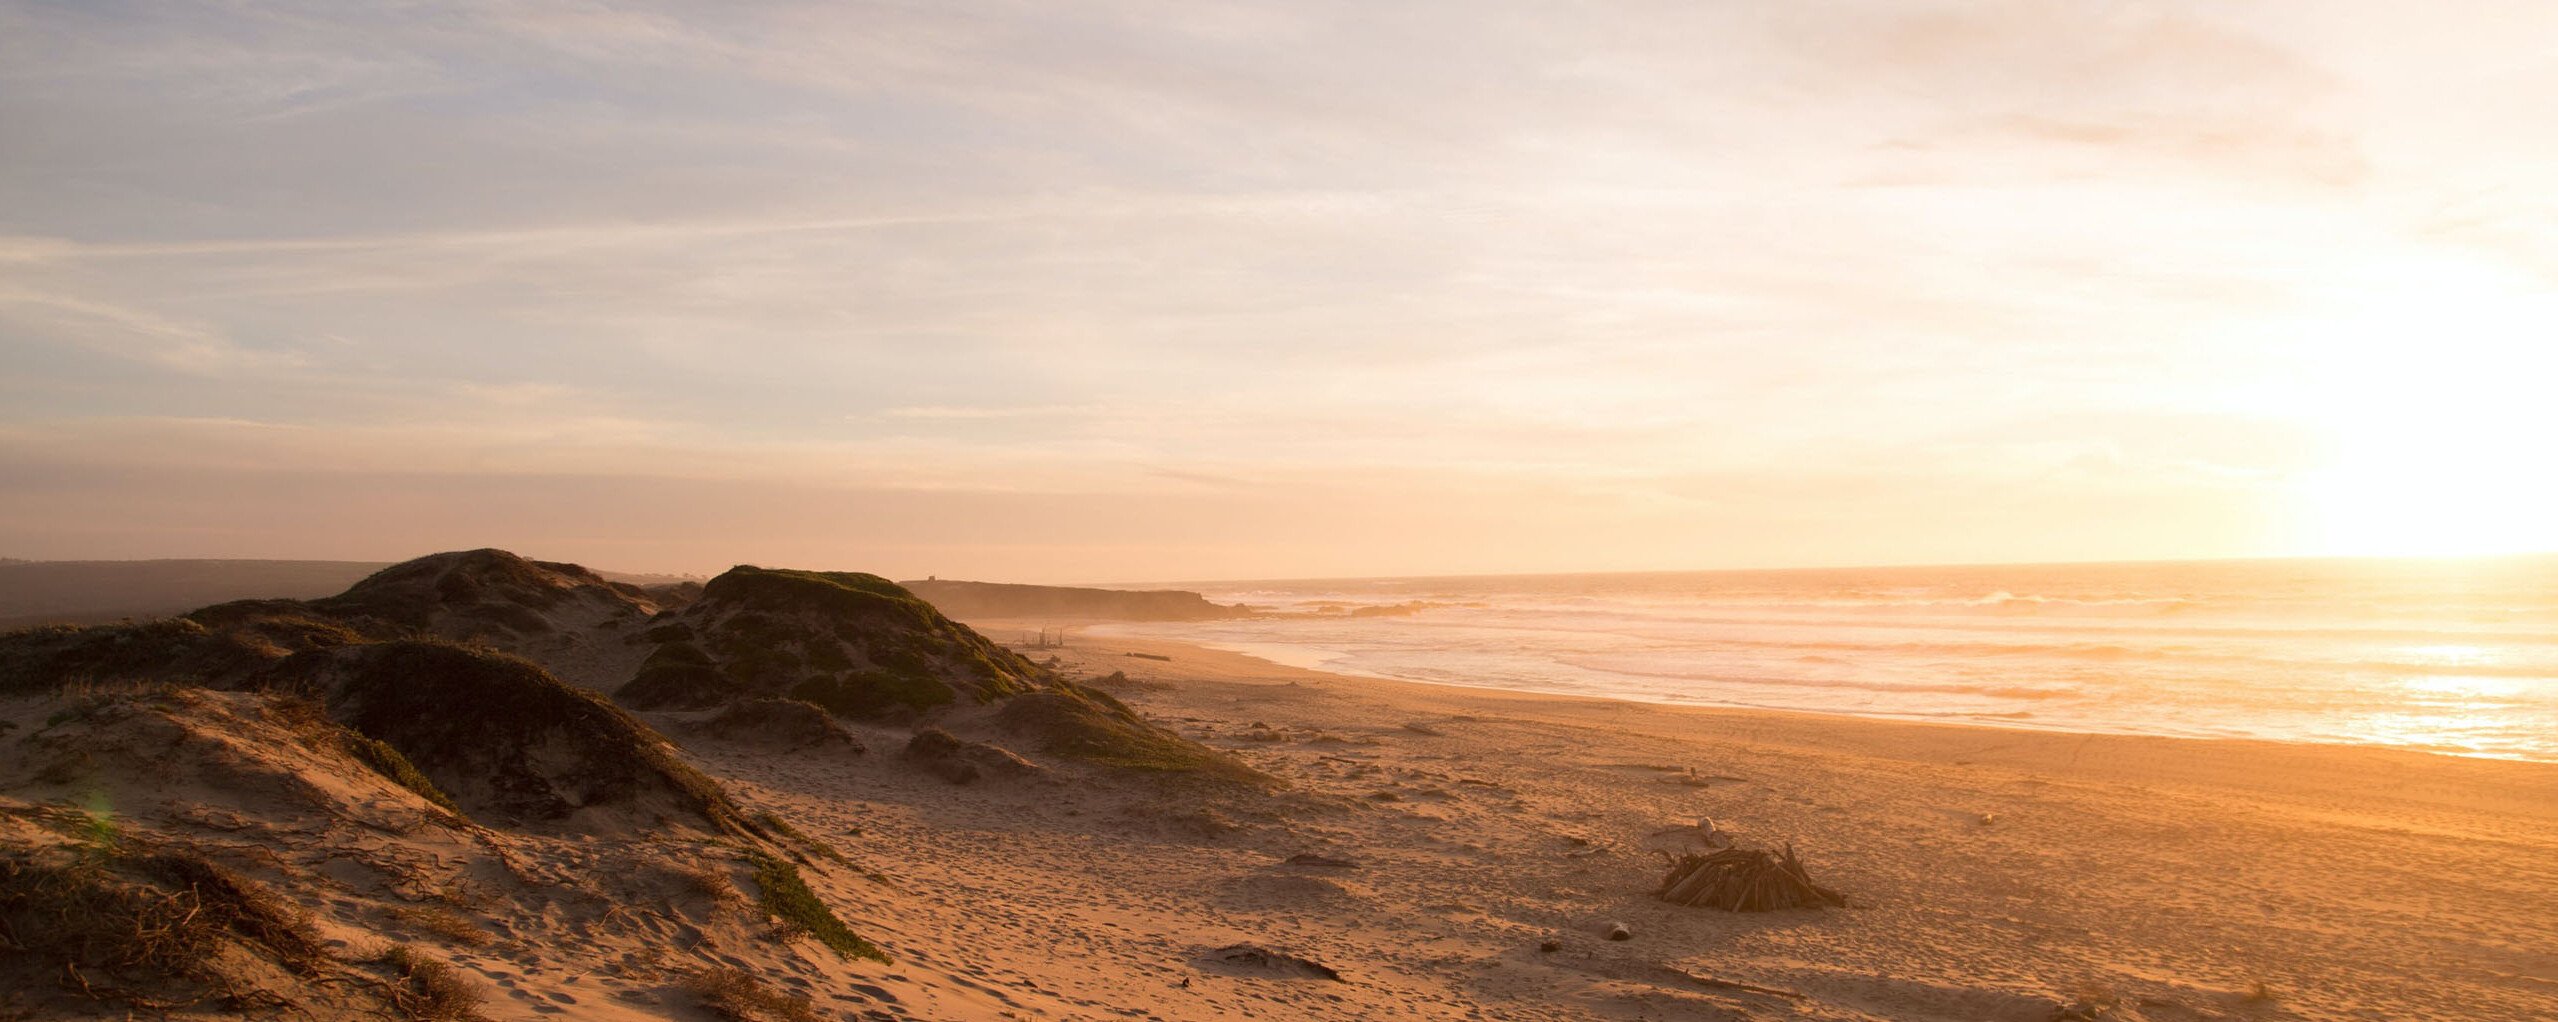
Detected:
left=3, top=1, right=2554, bottom=573
left=872, top=404, right=1102, bottom=421
left=0, top=287, right=306, bottom=375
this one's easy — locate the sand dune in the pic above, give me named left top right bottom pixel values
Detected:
left=4, top=553, right=2553, bottom=1020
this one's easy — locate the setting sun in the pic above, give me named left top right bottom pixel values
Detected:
left=2287, top=255, right=2558, bottom=557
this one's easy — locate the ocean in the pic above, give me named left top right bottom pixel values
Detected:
left=1094, top=556, right=2558, bottom=762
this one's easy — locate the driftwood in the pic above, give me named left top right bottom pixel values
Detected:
left=1653, top=844, right=1845, bottom=912
left=1661, top=967, right=1808, bottom=1000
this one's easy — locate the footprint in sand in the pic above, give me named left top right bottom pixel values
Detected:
left=845, top=981, right=902, bottom=1004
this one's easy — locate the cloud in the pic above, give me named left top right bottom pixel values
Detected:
left=872, top=404, right=1101, bottom=421
left=2, top=1, right=2554, bottom=571
left=0, top=288, right=307, bottom=375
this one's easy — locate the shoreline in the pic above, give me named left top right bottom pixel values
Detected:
left=1067, top=619, right=2558, bottom=777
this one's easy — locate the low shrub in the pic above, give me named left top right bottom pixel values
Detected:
left=748, top=853, right=887, bottom=963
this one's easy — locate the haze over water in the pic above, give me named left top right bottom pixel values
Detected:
left=1103, top=555, right=2558, bottom=762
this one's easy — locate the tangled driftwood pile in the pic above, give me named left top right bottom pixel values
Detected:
left=1655, top=845, right=1845, bottom=911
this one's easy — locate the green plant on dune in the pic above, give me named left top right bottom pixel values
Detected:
left=620, top=641, right=741, bottom=710
left=753, top=813, right=852, bottom=865
left=747, top=852, right=887, bottom=963
left=344, top=734, right=463, bottom=815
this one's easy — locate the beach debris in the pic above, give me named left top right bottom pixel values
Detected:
left=2050, top=987, right=2144, bottom=1020
left=1605, top=922, right=1633, bottom=941
left=1979, top=812, right=1999, bottom=826
left=1125, top=651, right=1173, bottom=662
left=1661, top=765, right=1713, bottom=787
left=1654, top=845, right=1846, bottom=912
left=1284, top=853, right=1360, bottom=869
left=1400, top=721, right=1446, bottom=736
left=1198, top=944, right=1345, bottom=982
left=1661, top=967, right=1807, bottom=1001
left=1561, top=835, right=1613, bottom=858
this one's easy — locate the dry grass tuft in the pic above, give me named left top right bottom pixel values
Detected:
left=0, top=842, right=325, bottom=1006
left=376, top=945, right=488, bottom=1021
left=668, top=861, right=744, bottom=904
left=685, top=965, right=819, bottom=1022
left=386, top=903, right=494, bottom=946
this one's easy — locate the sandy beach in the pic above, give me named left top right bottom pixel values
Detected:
left=7, top=566, right=2555, bottom=1022
left=699, top=622, right=2558, bottom=1021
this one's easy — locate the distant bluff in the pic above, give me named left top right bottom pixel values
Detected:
left=621, top=566, right=1045, bottom=718
left=897, top=579, right=1250, bottom=622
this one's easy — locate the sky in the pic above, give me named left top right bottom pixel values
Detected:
left=5, top=1, right=2558, bottom=582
